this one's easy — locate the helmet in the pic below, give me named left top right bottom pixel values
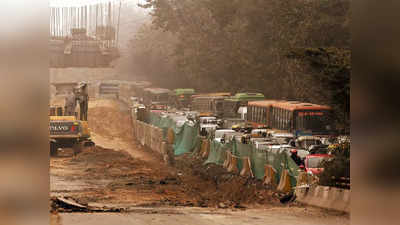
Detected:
left=290, top=149, right=297, bottom=154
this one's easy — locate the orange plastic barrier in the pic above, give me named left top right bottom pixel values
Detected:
left=277, top=169, right=292, bottom=193
left=263, top=165, right=277, bottom=187
left=201, top=140, right=210, bottom=158
left=227, top=154, right=239, bottom=173
left=223, top=151, right=231, bottom=168
left=240, top=157, right=254, bottom=178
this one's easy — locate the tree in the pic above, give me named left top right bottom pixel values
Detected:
left=132, top=0, right=350, bottom=129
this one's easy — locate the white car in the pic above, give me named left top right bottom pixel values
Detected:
left=200, top=123, right=218, bottom=133
left=199, top=116, right=217, bottom=124
left=271, top=132, right=294, bottom=138
left=271, top=132, right=294, bottom=144
left=199, top=116, right=219, bottom=132
left=214, top=129, right=237, bottom=143
left=254, top=141, right=277, bottom=149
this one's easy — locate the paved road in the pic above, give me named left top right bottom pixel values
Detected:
left=59, top=207, right=349, bottom=225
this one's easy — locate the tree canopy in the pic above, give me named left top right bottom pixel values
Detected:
left=130, top=0, right=350, bottom=129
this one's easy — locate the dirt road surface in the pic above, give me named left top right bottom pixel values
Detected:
left=50, top=98, right=349, bottom=225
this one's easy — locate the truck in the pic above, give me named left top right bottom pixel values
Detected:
left=49, top=82, right=94, bottom=156
left=169, top=88, right=196, bottom=110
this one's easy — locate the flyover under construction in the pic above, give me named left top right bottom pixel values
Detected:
left=50, top=0, right=122, bottom=67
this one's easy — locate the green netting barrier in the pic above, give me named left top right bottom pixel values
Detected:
left=231, top=140, right=252, bottom=171
left=173, top=122, right=200, bottom=156
left=204, top=140, right=232, bottom=165
left=147, top=112, right=200, bottom=156
left=145, top=112, right=300, bottom=187
left=148, top=112, right=183, bottom=138
left=206, top=138, right=299, bottom=188
left=285, top=152, right=300, bottom=186
left=250, top=147, right=267, bottom=180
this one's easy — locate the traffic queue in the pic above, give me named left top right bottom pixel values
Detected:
left=128, top=82, right=349, bottom=176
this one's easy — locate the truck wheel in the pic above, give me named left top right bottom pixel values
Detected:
left=50, top=142, right=58, bottom=157
left=72, top=142, right=82, bottom=156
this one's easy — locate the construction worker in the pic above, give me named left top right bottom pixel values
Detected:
left=64, top=91, right=76, bottom=116
left=290, top=149, right=303, bottom=166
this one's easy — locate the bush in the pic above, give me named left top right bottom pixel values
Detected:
left=318, top=143, right=350, bottom=188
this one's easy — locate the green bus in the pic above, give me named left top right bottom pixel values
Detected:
left=231, top=93, right=265, bottom=104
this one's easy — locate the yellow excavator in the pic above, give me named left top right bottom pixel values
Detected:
left=49, top=82, right=94, bottom=156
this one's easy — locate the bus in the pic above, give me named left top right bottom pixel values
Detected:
left=271, top=101, right=333, bottom=135
left=230, top=92, right=265, bottom=105
left=247, top=100, right=334, bottom=135
left=247, top=100, right=283, bottom=128
left=192, top=96, right=226, bottom=117
left=143, top=87, right=171, bottom=106
left=191, top=93, right=231, bottom=117
left=169, top=88, right=195, bottom=109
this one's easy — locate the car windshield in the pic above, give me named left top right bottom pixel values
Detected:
left=308, top=157, right=328, bottom=168
left=204, top=120, right=217, bottom=124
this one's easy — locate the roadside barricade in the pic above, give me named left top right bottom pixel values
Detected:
left=295, top=185, right=350, bottom=213
left=263, top=165, right=277, bottom=187
left=227, top=154, right=239, bottom=173
left=240, top=157, right=254, bottom=178
left=277, top=169, right=292, bottom=193
left=132, top=111, right=302, bottom=191
left=223, top=151, right=231, bottom=168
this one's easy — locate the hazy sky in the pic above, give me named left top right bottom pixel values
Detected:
left=50, top=0, right=147, bottom=7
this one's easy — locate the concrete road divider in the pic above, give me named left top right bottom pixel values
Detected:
left=131, top=119, right=171, bottom=165
left=295, top=185, right=350, bottom=213
left=297, top=171, right=318, bottom=186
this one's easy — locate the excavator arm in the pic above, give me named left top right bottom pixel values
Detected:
left=74, top=82, right=89, bottom=121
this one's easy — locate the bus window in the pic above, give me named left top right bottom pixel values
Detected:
left=272, top=107, right=275, bottom=128
left=260, top=107, right=263, bottom=123
left=252, top=106, right=255, bottom=122
left=247, top=106, right=251, bottom=121
left=285, top=110, right=289, bottom=130
left=252, top=106, right=256, bottom=122
left=278, top=108, right=282, bottom=130
left=262, top=108, right=266, bottom=124
left=268, top=107, right=273, bottom=127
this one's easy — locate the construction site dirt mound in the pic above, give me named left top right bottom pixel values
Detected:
left=52, top=145, right=282, bottom=210
left=88, top=100, right=133, bottom=142
left=173, top=154, right=282, bottom=208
